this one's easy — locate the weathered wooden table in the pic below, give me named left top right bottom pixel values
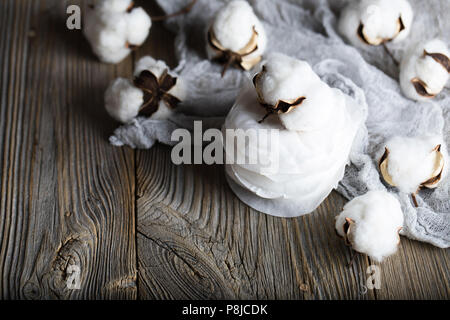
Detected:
left=0, top=0, right=448, bottom=300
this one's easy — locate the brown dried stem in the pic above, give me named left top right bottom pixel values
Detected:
left=383, top=43, right=399, bottom=66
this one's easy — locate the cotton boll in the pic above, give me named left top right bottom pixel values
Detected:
left=84, top=2, right=151, bottom=64
left=211, top=0, right=266, bottom=53
left=207, top=0, right=267, bottom=72
left=253, top=53, right=336, bottom=132
left=105, top=78, right=144, bottom=123
left=101, top=56, right=186, bottom=121
left=134, top=56, right=186, bottom=102
left=400, top=39, right=450, bottom=101
left=379, top=135, right=448, bottom=194
left=335, top=191, right=404, bottom=262
left=338, top=0, right=413, bottom=48
left=254, top=54, right=321, bottom=106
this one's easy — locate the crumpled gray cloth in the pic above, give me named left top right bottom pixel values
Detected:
left=110, top=0, right=450, bottom=248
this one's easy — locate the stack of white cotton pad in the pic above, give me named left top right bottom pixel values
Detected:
left=223, top=53, right=366, bottom=217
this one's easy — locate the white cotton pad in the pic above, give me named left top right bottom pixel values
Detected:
left=223, top=65, right=366, bottom=217
left=105, top=78, right=144, bottom=123
left=335, top=190, right=404, bottom=262
left=84, top=1, right=151, bottom=64
left=400, top=39, right=450, bottom=101
left=338, top=0, right=413, bottom=48
left=380, top=135, right=448, bottom=194
left=206, top=0, right=267, bottom=67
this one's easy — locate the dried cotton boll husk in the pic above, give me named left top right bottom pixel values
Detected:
left=84, top=0, right=151, bottom=64
left=335, top=191, right=404, bottom=262
left=223, top=54, right=366, bottom=216
left=207, top=0, right=267, bottom=75
left=105, top=78, right=144, bottom=123
left=253, top=53, right=337, bottom=131
left=400, top=39, right=450, bottom=101
left=379, top=136, right=448, bottom=206
left=338, top=0, right=413, bottom=48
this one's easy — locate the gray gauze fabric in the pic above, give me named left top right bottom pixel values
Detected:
left=110, top=0, right=450, bottom=248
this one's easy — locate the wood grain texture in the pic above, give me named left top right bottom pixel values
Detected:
left=0, top=0, right=136, bottom=299
left=134, top=1, right=449, bottom=300
left=0, top=0, right=448, bottom=300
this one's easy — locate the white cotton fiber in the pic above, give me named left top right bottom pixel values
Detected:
left=338, top=0, right=413, bottom=48
left=84, top=1, right=151, bottom=64
left=254, top=53, right=336, bottom=131
left=105, top=78, right=144, bottom=123
left=207, top=0, right=266, bottom=68
left=126, top=8, right=152, bottom=46
left=335, top=191, right=404, bottom=262
left=400, top=39, right=450, bottom=101
left=381, top=135, right=448, bottom=193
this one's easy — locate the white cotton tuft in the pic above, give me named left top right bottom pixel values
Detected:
left=338, top=0, right=413, bottom=48
left=381, top=135, right=448, bottom=194
left=95, top=0, right=133, bottom=13
left=335, top=191, right=404, bottom=262
left=83, top=1, right=151, bottom=64
left=253, top=53, right=335, bottom=131
left=400, top=39, right=450, bottom=101
left=105, top=78, right=144, bottom=123
left=126, top=8, right=152, bottom=46
left=207, top=0, right=266, bottom=69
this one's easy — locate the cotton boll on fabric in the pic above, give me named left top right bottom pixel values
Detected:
left=207, top=0, right=267, bottom=73
left=84, top=0, right=151, bottom=64
left=338, top=0, right=413, bottom=48
left=104, top=56, right=185, bottom=123
left=223, top=53, right=366, bottom=217
left=211, top=0, right=266, bottom=53
left=105, top=78, right=144, bottom=123
left=379, top=136, right=448, bottom=195
left=400, top=39, right=450, bottom=101
left=134, top=56, right=187, bottom=109
left=335, top=191, right=404, bottom=262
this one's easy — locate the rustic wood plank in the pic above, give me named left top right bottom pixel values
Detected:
left=136, top=144, right=374, bottom=299
left=0, top=0, right=448, bottom=301
left=373, top=238, right=449, bottom=299
left=0, top=0, right=137, bottom=299
left=134, top=2, right=449, bottom=300
left=134, top=1, right=373, bottom=301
